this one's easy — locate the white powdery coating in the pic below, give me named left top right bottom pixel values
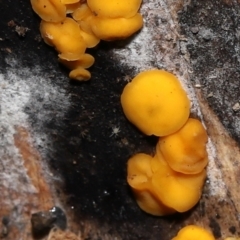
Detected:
left=0, top=57, right=69, bottom=207
left=206, top=139, right=227, bottom=199
left=0, top=72, right=33, bottom=194
left=113, top=0, right=226, bottom=198
left=113, top=0, right=201, bottom=115
left=113, top=1, right=160, bottom=72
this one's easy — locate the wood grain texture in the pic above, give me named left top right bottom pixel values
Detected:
left=0, top=126, right=54, bottom=239
left=1, top=0, right=240, bottom=239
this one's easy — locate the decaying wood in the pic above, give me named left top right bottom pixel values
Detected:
left=14, top=126, right=54, bottom=211
left=0, top=126, right=54, bottom=239
left=47, top=228, right=81, bottom=240
left=1, top=0, right=240, bottom=239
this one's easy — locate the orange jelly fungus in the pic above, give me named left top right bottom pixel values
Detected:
left=58, top=54, right=95, bottom=69
left=172, top=225, right=215, bottom=240
left=69, top=68, right=91, bottom=81
left=40, top=17, right=87, bottom=59
left=127, top=152, right=206, bottom=215
left=72, top=3, right=93, bottom=21
left=87, top=0, right=143, bottom=40
left=58, top=53, right=94, bottom=81
left=30, top=0, right=66, bottom=22
left=30, top=0, right=143, bottom=80
left=157, top=118, right=208, bottom=174
left=124, top=70, right=209, bottom=216
left=78, top=27, right=100, bottom=48
left=87, top=0, right=142, bottom=18
left=61, top=0, right=79, bottom=4
left=72, top=3, right=95, bottom=35
left=90, top=14, right=143, bottom=41
left=127, top=153, right=175, bottom=216
left=152, top=153, right=206, bottom=212
left=121, top=70, right=190, bottom=136
left=65, top=2, right=81, bottom=14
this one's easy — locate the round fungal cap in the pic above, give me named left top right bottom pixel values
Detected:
left=79, top=27, right=100, bottom=48
left=60, top=0, right=79, bottom=4
left=127, top=152, right=205, bottom=215
left=87, top=0, right=142, bottom=18
left=40, top=18, right=86, bottom=56
left=157, top=118, right=208, bottom=174
left=127, top=153, right=176, bottom=216
left=90, top=14, right=143, bottom=41
left=58, top=53, right=95, bottom=69
left=72, top=3, right=93, bottom=21
left=121, top=69, right=190, bottom=136
left=151, top=154, right=206, bottom=212
left=30, top=0, right=66, bottom=22
left=172, top=225, right=215, bottom=240
left=127, top=153, right=153, bottom=191
left=65, top=2, right=81, bottom=14
left=69, top=68, right=91, bottom=81
left=133, top=190, right=176, bottom=216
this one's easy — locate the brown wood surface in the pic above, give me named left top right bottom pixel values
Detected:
left=1, top=0, right=240, bottom=239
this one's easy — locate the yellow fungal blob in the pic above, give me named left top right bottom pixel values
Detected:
left=65, top=2, right=81, bottom=14
left=30, top=0, right=143, bottom=80
left=69, top=68, right=91, bottom=81
left=90, top=14, right=143, bottom=41
left=58, top=53, right=95, bottom=69
left=172, top=225, right=215, bottom=240
left=127, top=153, right=153, bottom=190
left=40, top=17, right=86, bottom=59
left=127, top=153, right=175, bottom=216
left=72, top=3, right=93, bottom=21
left=79, top=27, right=100, bottom=48
left=30, top=0, right=66, bottom=22
left=87, top=0, right=142, bottom=18
left=58, top=53, right=93, bottom=81
left=152, top=153, right=206, bottom=212
left=127, top=152, right=206, bottom=215
left=132, top=190, right=175, bottom=216
left=121, top=70, right=190, bottom=136
left=60, top=0, right=79, bottom=4
left=124, top=70, right=209, bottom=216
left=157, top=118, right=208, bottom=174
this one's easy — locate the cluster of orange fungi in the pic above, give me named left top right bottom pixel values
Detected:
left=30, top=0, right=143, bottom=80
